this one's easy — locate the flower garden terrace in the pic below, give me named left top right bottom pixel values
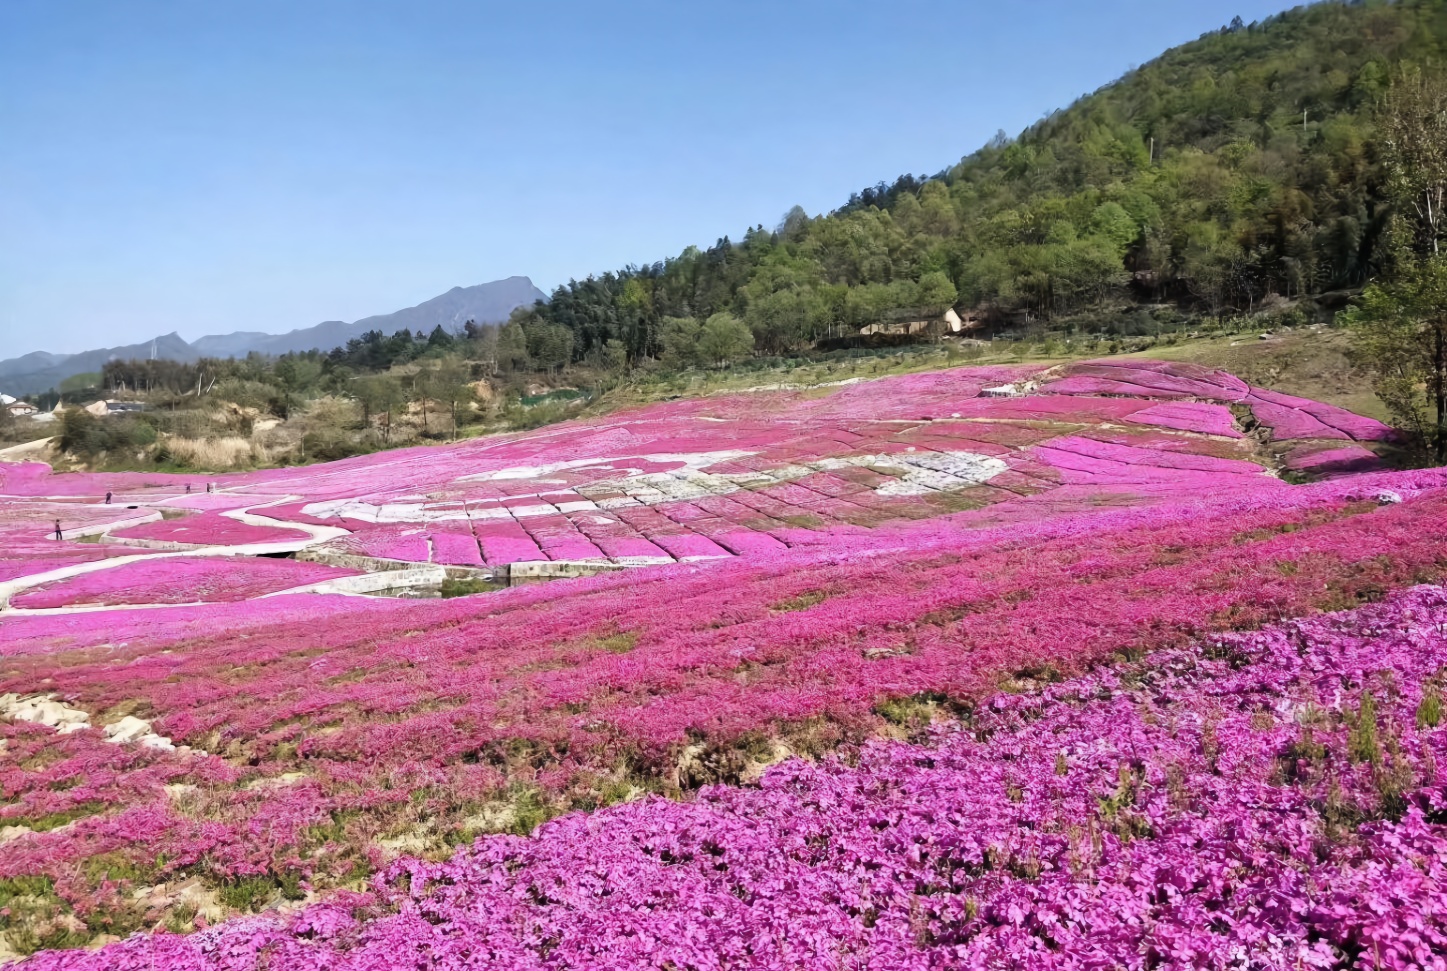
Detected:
left=2, top=359, right=1446, bottom=957
left=0, top=360, right=1400, bottom=607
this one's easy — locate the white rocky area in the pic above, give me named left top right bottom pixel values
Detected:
left=0, top=693, right=178, bottom=751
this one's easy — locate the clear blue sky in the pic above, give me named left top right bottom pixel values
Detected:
left=1, top=0, right=1298, bottom=357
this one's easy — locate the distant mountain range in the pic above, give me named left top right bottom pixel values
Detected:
left=0, top=276, right=546, bottom=396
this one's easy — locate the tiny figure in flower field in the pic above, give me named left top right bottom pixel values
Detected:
left=105, top=491, right=112, bottom=504
left=185, top=484, right=192, bottom=494
left=53, top=519, right=62, bottom=541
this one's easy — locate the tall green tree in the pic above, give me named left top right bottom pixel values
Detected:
left=698, top=313, right=754, bottom=367
left=426, top=359, right=476, bottom=438
left=1381, top=68, right=1447, bottom=258
left=659, top=317, right=702, bottom=370
left=916, top=271, right=959, bottom=316
left=353, top=375, right=404, bottom=443
left=1345, top=258, right=1447, bottom=463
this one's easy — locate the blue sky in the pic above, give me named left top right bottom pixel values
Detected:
left=1, top=0, right=1298, bottom=357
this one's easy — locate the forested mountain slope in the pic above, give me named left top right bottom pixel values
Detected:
left=521, top=0, right=1447, bottom=361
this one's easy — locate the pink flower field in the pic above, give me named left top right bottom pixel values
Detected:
left=0, top=361, right=1398, bottom=589
left=108, top=513, right=311, bottom=547
left=15, top=584, right=1447, bottom=970
left=10, top=557, right=358, bottom=609
left=1, top=360, right=1444, bottom=966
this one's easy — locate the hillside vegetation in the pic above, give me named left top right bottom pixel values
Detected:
left=517, top=0, right=1442, bottom=359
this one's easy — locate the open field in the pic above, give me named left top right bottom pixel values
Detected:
left=1, top=359, right=1444, bottom=966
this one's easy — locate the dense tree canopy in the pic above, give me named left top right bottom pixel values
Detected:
left=512, top=0, right=1447, bottom=362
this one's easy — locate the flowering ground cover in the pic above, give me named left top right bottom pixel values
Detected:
left=12, top=583, right=1447, bottom=969
left=0, top=360, right=1441, bottom=962
left=108, top=513, right=310, bottom=547
left=9, top=557, right=358, bottom=609
left=1043, top=360, right=1396, bottom=444
left=0, top=360, right=1387, bottom=581
left=1, top=469, right=1444, bottom=950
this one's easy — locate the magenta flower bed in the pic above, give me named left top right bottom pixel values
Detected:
left=320, top=524, right=431, bottom=562
left=588, top=533, right=671, bottom=561
left=524, top=514, right=607, bottom=561
left=474, top=520, right=545, bottom=564
left=1249, top=387, right=1396, bottom=442
left=20, top=585, right=1447, bottom=970
left=714, top=529, right=790, bottom=555
left=0, top=548, right=137, bottom=583
left=1286, top=443, right=1386, bottom=477
left=1042, top=361, right=1394, bottom=445
left=1125, top=400, right=1242, bottom=437
left=110, top=513, right=308, bottom=546
left=1248, top=397, right=1349, bottom=441
left=11, top=557, right=358, bottom=608
left=649, top=531, right=730, bottom=559
left=0, top=474, right=1444, bottom=946
left=0, top=359, right=1432, bottom=956
left=2, top=361, right=1403, bottom=580
left=427, top=529, right=484, bottom=567
left=1043, top=361, right=1251, bottom=401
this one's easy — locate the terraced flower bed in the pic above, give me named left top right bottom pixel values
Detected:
left=108, top=513, right=310, bottom=547
left=2, top=361, right=1382, bottom=577
left=0, top=359, right=1440, bottom=961
left=10, top=557, right=358, bottom=609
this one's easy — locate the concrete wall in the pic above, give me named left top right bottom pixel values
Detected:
left=296, top=549, right=494, bottom=581
left=502, top=560, right=628, bottom=586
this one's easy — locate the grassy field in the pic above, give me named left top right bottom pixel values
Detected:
left=590, top=323, right=1380, bottom=422
left=1121, top=326, right=1383, bottom=421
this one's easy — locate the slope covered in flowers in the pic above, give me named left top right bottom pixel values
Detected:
left=0, top=360, right=1394, bottom=597
left=14, top=584, right=1447, bottom=970
left=0, top=359, right=1439, bottom=963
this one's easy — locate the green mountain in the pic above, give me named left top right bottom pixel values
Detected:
left=522, top=0, right=1447, bottom=361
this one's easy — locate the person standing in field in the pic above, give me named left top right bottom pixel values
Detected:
left=105, top=491, right=112, bottom=504
left=53, top=519, right=62, bottom=541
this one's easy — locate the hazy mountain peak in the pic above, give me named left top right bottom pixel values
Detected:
left=0, top=276, right=546, bottom=395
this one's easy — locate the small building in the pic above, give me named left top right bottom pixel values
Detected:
left=858, top=307, right=983, bottom=339
left=5, top=401, right=38, bottom=418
